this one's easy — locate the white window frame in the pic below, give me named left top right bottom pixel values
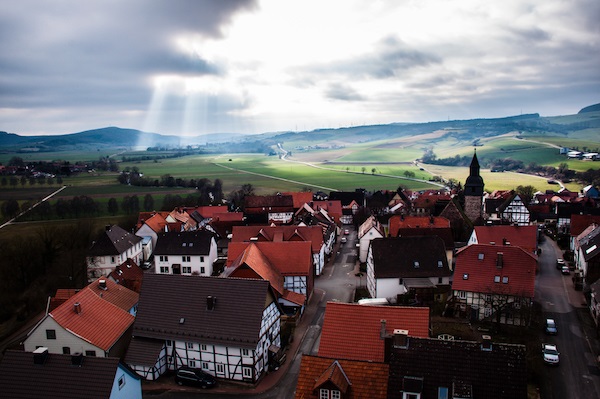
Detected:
left=118, top=375, right=126, bottom=390
left=243, top=367, right=252, bottom=378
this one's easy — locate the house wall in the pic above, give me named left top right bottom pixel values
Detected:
left=129, top=346, right=168, bottom=381
left=155, top=239, right=217, bottom=276
left=109, top=365, right=142, bottom=399
left=267, top=211, right=293, bottom=223
left=375, top=278, right=405, bottom=299
left=135, top=225, right=158, bottom=256
left=284, top=276, right=307, bottom=295
left=87, top=242, right=143, bottom=281
left=501, top=197, right=530, bottom=226
left=24, top=316, right=103, bottom=356
left=366, top=248, right=376, bottom=298
left=314, top=246, right=326, bottom=276
left=452, top=290, right=531, bottom=325
left=359, top=228, right=383, bottom=263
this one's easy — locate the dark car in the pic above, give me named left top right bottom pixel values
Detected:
left=175, top=367, right=217, bottom=389
left=556, top=258, right=565, bottom=269
left=545, top=318, right=557, bottom=335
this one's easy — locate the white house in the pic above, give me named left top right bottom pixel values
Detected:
left=153, top=230, right=218, bottom=276
left=125, top=274, right=282, bottom=383
left=358, top=215, right=385, bottom=263
left=87, top=225, right=143, bottom=281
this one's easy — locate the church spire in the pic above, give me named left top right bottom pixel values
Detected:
left=464, top=150, right=484, bottom=197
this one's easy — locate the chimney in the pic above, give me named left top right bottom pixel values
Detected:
left=98, top=279, right=107, bottom=290
left=502, top=238, right=511, bottom=246
left=496, top=252, right=504, bottom=269
left=380, top=319, right=387, bottom=339
left=392, top=329, right=409, bottom=348
left=429, top=215, right=434, bottom=225
left=481, top=335, right=492, bottom=351
left=74, top=302, right=82, bottom=314
left=71, top=352, right=84, bottom=366
left=33, top=347, right=49, bottom=365
left=207, top=295, right=216, bottom=310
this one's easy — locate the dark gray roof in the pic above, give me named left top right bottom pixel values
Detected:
left=0, top=350, right=134, bottom=399
left=387, top=337, right=527, bottom=399
left=154, top=230, right=216, bottom=255
left=88, top=225, right=142, bottom=256
left=370, top=237, right=451, bottom=279
left=132, top=274, right=272, bottom=349
left=125, top=337, right=165, bottom=367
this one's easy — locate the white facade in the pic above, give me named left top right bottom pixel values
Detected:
left=284, top=275, right=307, bottom=294
left=129, top=301, right=281, bottom=383
left=314, top=246, right=326, bottom=276
left=155, top=239, right=217, bottom=276
left=24, top=316, right=104, bottom=357
left=87, top=242, right=143, bottom=280
left=359, top=226, right=384, bottom=263
left=268, top=211, right=293, bottom=223
left=499, top=195, right=530, bottom=225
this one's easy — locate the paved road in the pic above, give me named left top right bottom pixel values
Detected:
left=145, top=226, right=359, bottom=399
left=536, top=235, right=600, bottom=399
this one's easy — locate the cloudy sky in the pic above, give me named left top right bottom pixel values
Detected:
left=1, top=0, right=599, bottom=137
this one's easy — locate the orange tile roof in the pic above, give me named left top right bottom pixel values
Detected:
left=473, top=225, right=538, bottom=253
left=50, top=288, right=134, bottom=351
left=227, top=241, right=312, bottom=275
left=48, top=289, right=79, bottom=312
left=453, top=244, right=537, bottom=298
left=389, top=215, right=450, bottom=235
left=318, top=302, right=430, bottom=362
left=87, top=277, right=139, bottom=311
left=231, top=225, right=324, bottom=253
left=282, top=191, right=314, bottom=208
left=295, top=355, right=389, bottom=399
left=142, top=213, right=168, bottom=233
left=193, top=205, right=230, bottom=218
left=226, top=243, right=284, bottom=295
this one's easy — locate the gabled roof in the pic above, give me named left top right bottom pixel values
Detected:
left=49, top=286, right=135, bottom=351
left=295, top=355, right=389, bottom=399
left=571, top=214, right=600, bottom=237
left=192, top=205, right=230, bottom=219
left=370, top=237, right=451, bottom=279
left=396, top=227, right=454, bottom=250
left=108, top=259, right=144, bottom=292
left=138, top=212, right=168, bottom=234
left=473, top=225, right=537, bottom=253
left=231, top=225, right=323, bottom=253
left=386, top=337, right=527, bottom=399
left=224, top=243, right=285, bottom=295
left=226, top=241, right=313, bottom=276
left=87, top=277, right=139, bottom=311
left=131, top=274, right=273, bottom=349
left=154, top=230, right=216, bottom=255
left=48, top=288, right=79, bottom=312
left=318, top=302, right=430, bottom=362
left=88, top=225, right=142, bottom=256
left=328, top=191, right=365, bottom=207
left=282, top=191, right=314, bottom=208
left=577, top=224, right=600, bottom=261
left=388, top=215, right=450, bottom=236
left=358, top=215, right=384, bottom=239
left=244, top=194, right=294, bottom=210
left=452, top=244, right=537, bottom=298
left=0, top=350, right=135, bottom=399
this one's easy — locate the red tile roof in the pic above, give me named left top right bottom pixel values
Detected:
left=473, top=225, right=538, bottom=254
left=231, top=225, right=323, bottom=253
left=389, top=215, right=450, bottom=236
left=570, top=214, right=600, bottom=237
left=282, top=191, right=314, bottom=208
left=227, top=241, right=312, bottom=276
left=87, top=277, right=139, bottom=311
left=193, top=205, right=230, bottom=218
left=225, top=243, right=285, bottom=295
left=50, top=288, right=134, bottom=351
left=48, top=289, right=79, bottom=312
left=453, top=244, right=537, bottom=298
left=295, top=355, right=389, bottom=399
left=140, top=212, right=168, bottom=233
left=318, top=302, right=430, bottom=362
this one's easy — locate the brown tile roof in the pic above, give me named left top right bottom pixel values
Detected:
left=295, top=355, right=389, bottom=399
left=48, top=288, right=79, bottom=312
left=370, top=237, right=451, bottom=279
left=244, top=194, right=294, bottom=211
left=225, top=242, right=285, bottom=295
left=282, top=191, right=314, bottom=208
left=0, top=350, right=131, bottom=399
left=108, top=259, right=144, bottom=293
left=386, top=337, right=527, bottom=399
left=473, top=225, right=538, bottom=253
left=50, top=287, right=135, bottom=351
left=192, top=205, right=231, bottom=218
left=318, top=302, right=429, bottom=362
left=138, top=212, right=168, bottom=233
left=453, top=244, right=537, bottom=298
left=87, top=276, right=139, bottom=311
left=131, top=274, right=272, bottom=349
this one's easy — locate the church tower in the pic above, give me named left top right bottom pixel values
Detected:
left=464, top=150, right=484, bottom=223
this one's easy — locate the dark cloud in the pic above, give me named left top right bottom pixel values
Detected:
left=325, top=83, right=365, bottom=101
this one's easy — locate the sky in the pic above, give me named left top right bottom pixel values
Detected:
left=1, top=0, right=599, bottom=137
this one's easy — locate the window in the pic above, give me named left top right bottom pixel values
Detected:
left=413, top=261, right=419, bottom=268
left=216, top=363, right=225, bottom=373
left=200, top=267, right=205, bottom=274
left=187, top=342, right=194, bottom=349
left=494, top=275, right=500, bottom=283
left=478, top=253, right=484, bottom=260
left=182, top=256, right=190, bottom=262
left=242, top=349, right=249, bottom=356
left=484, top=307, right=492, bottom=317
left=201, top=344, right=207, bottom=351
left=182, top=266, right=192, bottom=273
left=189, top=360, right=196, bottom=368
left=85, top=350, right=96, bottom=357
left=166, top=340, right=172, bottom=346
left=118, top=375, right=126, bottom=390
left=438, top=260, right=443, bottom=268
left=463, top=273, right=469, bottom=280
left=243, top=367, right=252, bottom=378
left=160, top=255, right=169, bottom=262
left=111, top=256, right=116, bottom=263
left=458, top=291, right=466, bottom=299
left=438, top=277, right=443, bottom=284
left=200, top=256, right=205, bottom=262
left=438, top=387, right=449, bottom=399
left=46, top=329, right=56, bottom=340
left=502, top=276, right=509, bottom=284
left=160, top=266, right=169, bottom=274
left=202, top=362, right=209, bottom=370
left=62, top=347, right=70, bottom=355
left=332, top=391, right=341, bottom=399
left=320, top=390, right=329, bottom=399
left=403, top=393, right=420, bottom=399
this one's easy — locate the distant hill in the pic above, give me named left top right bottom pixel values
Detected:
left=579, top=103, right=600, bottom=113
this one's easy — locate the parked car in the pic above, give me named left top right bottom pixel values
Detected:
left=340, top=237, right=347, bottom=243
left=175, top=367, right=217, bottom=389
left=344, top=229, right=350, bottom=235
left=542, top=343, right=560, bottom=365
left=545, top=319, right=557, bottom=335
left=556, top=258, right=566, bottom=269
left=561, top=265, right=570, bottom=275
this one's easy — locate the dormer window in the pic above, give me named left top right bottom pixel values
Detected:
left=494, top=275, right=500, bottom=283
left=438, top=260, right=443, bottom=268
left=463, top=273, right=469, bottom=280
left=320, top=389, right=341, bottom=399
left=478, top=253, right=484, bottom=260
left=502, top=276, right=509, bottom=284
left=414, top=261, right=420, bottom=268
